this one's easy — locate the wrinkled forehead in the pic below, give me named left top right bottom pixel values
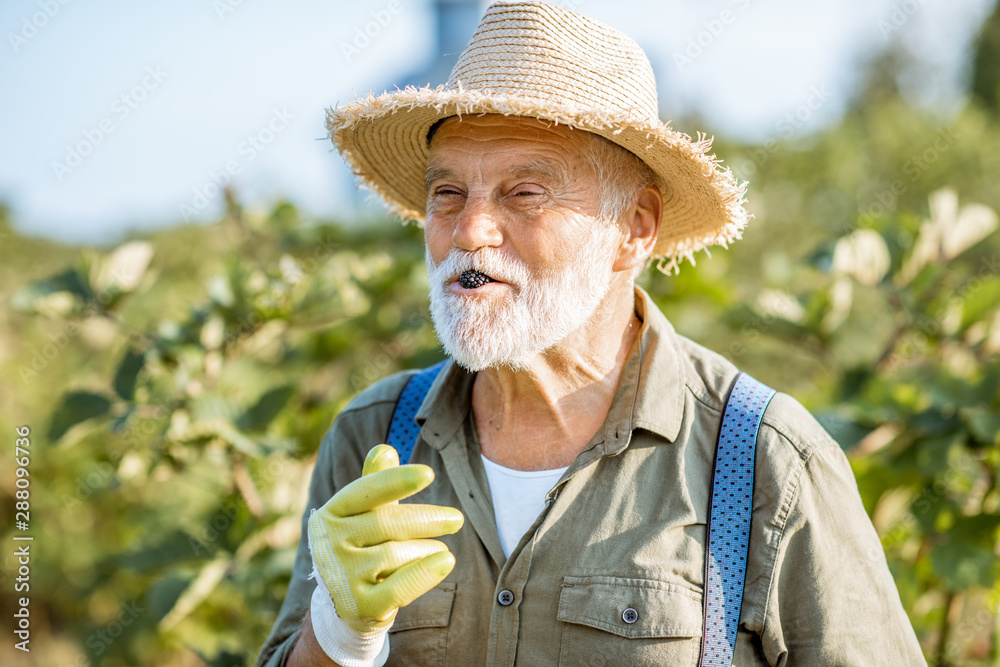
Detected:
left=428, top=113, right=587, bottom=143
left=426, top=114, right=595, bottom=179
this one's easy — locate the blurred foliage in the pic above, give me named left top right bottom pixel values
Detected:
left=1, top=201, right=444, bottom=666
left=3, top=36, right=1000, bottom=667
left=973, top=0, right=1000, bottom=113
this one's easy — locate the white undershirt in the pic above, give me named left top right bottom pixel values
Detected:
left=480, top=454, right=569, bottom=558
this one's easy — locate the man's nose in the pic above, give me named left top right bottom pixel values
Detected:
left=452, top=194, right=503, bottom=252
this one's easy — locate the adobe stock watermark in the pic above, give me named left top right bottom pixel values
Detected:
left=673, top=0, right=752, bottom=72
left=62, top=457, right=118, bottom=511
left=188, top=452, right=299, bottom=556
left=854, top=127, right=959, bottom=226
left=864, top=453, right=981, bottom=567
left=62, top=599, right=145, bottom=666
left=18, top=289, right=146, bottom=387
left=736, top=84, right=833, bottom=178
left=17, top=319, right=82, bottom=386
left=178, top=107, right=295, bottom=222
left=61, top=401, right=171, bottom=512
left=726, top=289, right=804, bottom=360
left=340, top=0, right=402, bottom=63
left=195, top=237, right=342, bottom=355
left=7, top=0, right=72, bottom=54
left=881, top=253, right=1000, bottom=372
left=878, top=0, right=927, bottom=39
left=213, top=0, right=247, bottom=20
left=349, top=313, right=431, bottom=391
left=932, top=588, right=1000, bottom=666
left=51, top=65, right=169, bottom=183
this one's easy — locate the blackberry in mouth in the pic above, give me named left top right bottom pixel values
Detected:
left=458, top=269, right=496, bottom=289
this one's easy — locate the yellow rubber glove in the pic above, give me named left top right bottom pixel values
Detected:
left=307, top=445, right=464, bottom=665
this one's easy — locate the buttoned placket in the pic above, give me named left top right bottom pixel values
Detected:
left=407, top=289, right=683, bottom=666
left=442, top=421, right=642, bottom=666
left=485, top=459, right=584, bottom=666
left=431, top=430, right=549, bottom=666
left=426, top=415, right=617, bottom=666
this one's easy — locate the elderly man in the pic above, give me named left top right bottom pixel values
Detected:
left=258, top=2, right=925, bottom=666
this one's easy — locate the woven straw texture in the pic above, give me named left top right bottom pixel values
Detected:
left=328, top=0, right=749, bottom=272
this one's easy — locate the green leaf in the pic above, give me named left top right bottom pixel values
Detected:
left=949, top=514, right=1000, bottom=547
left=958, top=275, right=1000, bottom=331
left=237, top=386, right=295, bottom=431
left=116, top=529, right=208, bottom=573
left=189, top=649, right=246, bottom=667
left=113, top=346, right=145, bottom=400
left=48, top=391, right=113, bottom=442
left=834, top=367, right=874, bottom=402
left=158, top=556, right=229, bottom=631
left=814, top=412, right=872, bottom=451
left=930, top=538, right=1000, bottom=591
left=10, top=267, right=94, bottom=312
left=170, top=416, right=264, bottom=457
left=191, top=394, right=240, bottom=422
left=910, top=408, right=962, bottom=437
left=33, top=267, right=92, bottom=298
left=147, top=572, right=191, bottom=622
left=962, top=407, right=1000, bottom=446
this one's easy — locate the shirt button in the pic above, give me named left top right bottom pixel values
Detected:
left=622, top=607, right=638, bottom=624
left=497, top=589, right=515, bottom=606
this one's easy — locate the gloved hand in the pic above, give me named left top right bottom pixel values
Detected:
left=307, top=444, right=464, bottom=667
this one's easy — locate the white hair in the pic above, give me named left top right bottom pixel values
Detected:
left=584, top=133, right=660, bottom=277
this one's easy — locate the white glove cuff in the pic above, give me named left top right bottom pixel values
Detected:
left=310, top=584, right=390, bottom=667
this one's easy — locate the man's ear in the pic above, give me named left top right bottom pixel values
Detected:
left=613, top=185, right=661, bottom=274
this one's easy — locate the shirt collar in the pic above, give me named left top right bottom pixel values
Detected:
left=415, top=358, right=473, bottom=451
left=415, top=285, right=687, bottom=452
left=623, top=285, right=686, bottom=444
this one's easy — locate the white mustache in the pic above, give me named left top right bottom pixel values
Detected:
left=432, top=249, right=529, bottom=289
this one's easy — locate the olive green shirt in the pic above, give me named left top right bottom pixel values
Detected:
left=256, top=287, right=926, bottom=666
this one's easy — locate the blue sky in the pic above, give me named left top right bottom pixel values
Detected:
left=0, top=0, right=993, bottom=243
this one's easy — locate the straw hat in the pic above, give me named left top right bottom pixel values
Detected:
left=327, top=0, right=749, bottom=273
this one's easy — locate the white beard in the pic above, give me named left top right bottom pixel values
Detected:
left=426, top=223, right=621, bottom=372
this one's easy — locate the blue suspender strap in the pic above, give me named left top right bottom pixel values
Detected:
left=385, top=360, right=448, bottom=465
left=698, top=372, right=776, bottom=667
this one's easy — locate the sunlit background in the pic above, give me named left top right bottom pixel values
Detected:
left=1, top=0, right=994, bottom=242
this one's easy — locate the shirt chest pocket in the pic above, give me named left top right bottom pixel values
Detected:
left=385, top=581, right=455, bottom=667
left=557, top=575, right=702, bottom=667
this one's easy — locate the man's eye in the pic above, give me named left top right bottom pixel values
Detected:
left=513, top=188, right=543, bottom=197
left=435, top=187, right=463, bottom=196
